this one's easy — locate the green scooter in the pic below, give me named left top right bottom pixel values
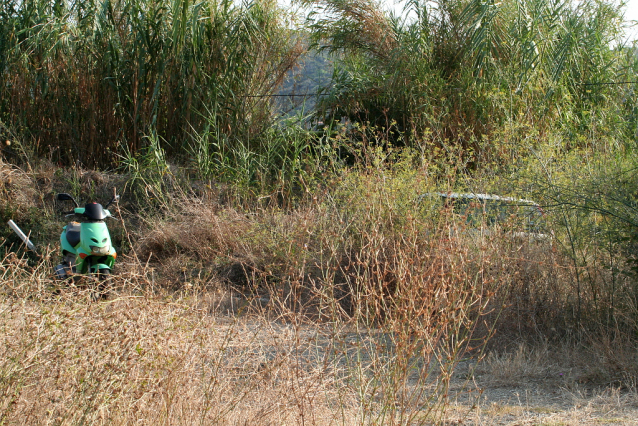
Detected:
left=55, top=193, right=119, bottom=281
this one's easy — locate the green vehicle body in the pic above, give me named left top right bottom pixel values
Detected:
left=56, top=194, right=119, bottom=280
left=60, top=207, right=116, bottom=273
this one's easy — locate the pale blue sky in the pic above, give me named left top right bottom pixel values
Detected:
left=620, top=0, right=638, bottom=22
left=623, top=0, right=638, bottom=40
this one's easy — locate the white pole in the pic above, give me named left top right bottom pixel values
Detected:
left=7, top=220, right=36, bottom=251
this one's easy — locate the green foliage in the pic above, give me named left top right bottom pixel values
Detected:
left=300, top=0, right=635, bottom=159
left=505, top=137, right=638, bottom=330
left=0, top=0, right=302, bottom=168
left=119, top=132, right=183, bottom=213
left=188, top=114, right=319, bottom=201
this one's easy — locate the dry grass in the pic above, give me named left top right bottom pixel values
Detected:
left=0, top=258, right=493, bottom=425
left=0, top=254, right=353, bottom=424
left=442, top=342, right=638, bottom=425
left=0, top=196, right=499, bottom=424
left=0, top=159, right=40, bottom=212
left=3, top=161, right=638, bottom=424
left=3, top=252, right=638, bottom=425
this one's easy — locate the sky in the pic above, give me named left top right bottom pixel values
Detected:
left=623, top=0, right=638, bottom=40
left=624, top=0, right=638, bottom=22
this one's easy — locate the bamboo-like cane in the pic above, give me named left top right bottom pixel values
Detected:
left=7, top=220, right=37, bottom=252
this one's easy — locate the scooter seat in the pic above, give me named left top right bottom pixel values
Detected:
left=65, top=222, right=81, bottom=248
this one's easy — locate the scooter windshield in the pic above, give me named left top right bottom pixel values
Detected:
left=84, top=203, right=107, bottom=220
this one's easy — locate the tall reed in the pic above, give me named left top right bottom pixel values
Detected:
left=299, top=0, right=635, bottom=158
left=0, top=0, right=302, bottom=168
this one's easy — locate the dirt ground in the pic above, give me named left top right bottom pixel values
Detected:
left=203, top=294, right=638, bottom=425
left=2, top=285, right=637, bottom=425
left=444, top=360, right=638, bottom=425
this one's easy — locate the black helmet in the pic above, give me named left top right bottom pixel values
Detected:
left=84, top=203, right=107, bottom=220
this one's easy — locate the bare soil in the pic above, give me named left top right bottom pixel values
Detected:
left=444, top=360, right=638, bottom=425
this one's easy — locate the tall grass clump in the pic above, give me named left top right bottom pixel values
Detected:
left=512, top=142, right=638, bottom=334
left=0, top=0, right=302, bottom=168
left=188, top=116, right=320, bottom=202
left=299, top=0, right=636, bottom=161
